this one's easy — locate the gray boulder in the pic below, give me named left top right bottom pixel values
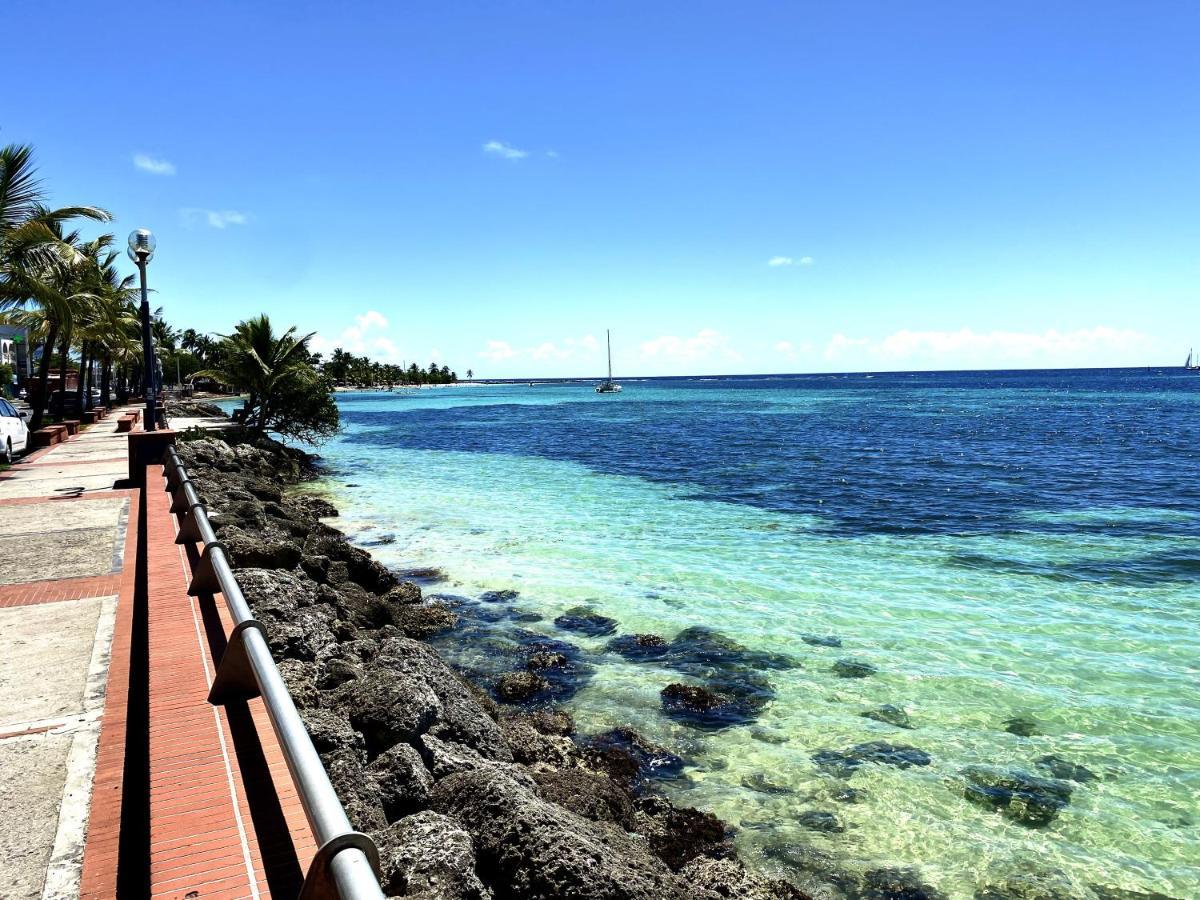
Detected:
left=431, top=769, right=690, bottom=900
left=376, top=812, right=491, bottom=900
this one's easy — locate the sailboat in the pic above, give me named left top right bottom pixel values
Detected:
left=596, top=329, right=622, bottom=393
left=1186, top=349, right=1200, bottom=371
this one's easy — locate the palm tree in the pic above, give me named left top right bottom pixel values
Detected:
left=197, top=314, right=316, bottom=434
left=0, top=144, right=110, bottom=428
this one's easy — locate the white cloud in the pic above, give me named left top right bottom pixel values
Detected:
left=640, top=328, right=742, bottom=364
left=133, top=153, right=175, bottom=175
left=774, top=340, right=795, bottom=356
left=311, top=310, right=407, bottom=363
left=181, top=208, right=249, bottom=228
left=799, top=256, right=814, bottom=266
left=483, top=140, right=528, bottom=160
left=767, top=256, right=793, bottom=267
left=823, top=326, right=1155, bottom=368
left=824, top=333, right=871, bottom=361
left=479, top=340, right=517, bottom=361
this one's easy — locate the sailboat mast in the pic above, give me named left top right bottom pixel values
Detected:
left=607, top=329, right=613, bottom=381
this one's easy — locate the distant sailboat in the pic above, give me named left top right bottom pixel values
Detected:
left=1187, top=348, right=1200, bottom=371
left=596, top=329, right=622, bottom=393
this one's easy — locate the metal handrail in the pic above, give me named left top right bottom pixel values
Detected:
left=161, top=445, right=386, bottom=900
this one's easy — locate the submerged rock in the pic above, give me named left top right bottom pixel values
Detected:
left=495, top=671, right=549, bottom=704
left=526, top=651, right=569, bottom=671
left=813, top=741, right=931, bottom=777
left=396, top=566, right=448, bottom=584
left=480, top=588, right=519, bottom=603
left=833, top=658, right=877, bottom=678
left=583, top=727, right=686, bottom=789
left=607, top=633, right=671, bottom=660
left=860, top=867, right=947, bottom=900
left=554, top=606, right=620, bottom=637
left=861, top=704, right=913, bottom=728
left=741, top=772, right=792, bottom=795
left=961, top=766, right=1073, bottom=827
left=1035, top=755, right=1098, bottom=784
left=797, top=810, right=845, bottom=833
left=1003, top=716, right=1040, bottom=737
left=802, top=634, right=843, bottom=648
left=661, top=682, right=750, bottom=731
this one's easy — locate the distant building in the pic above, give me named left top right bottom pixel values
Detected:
left=0, top=325, right=32, bottom=383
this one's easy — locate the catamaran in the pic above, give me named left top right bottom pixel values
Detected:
left=596, top=329, right=622, bottom=393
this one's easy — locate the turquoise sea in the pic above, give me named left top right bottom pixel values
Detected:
left=296, top=370, right=1197, bottom=898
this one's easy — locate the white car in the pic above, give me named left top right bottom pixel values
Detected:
left=0, top=399, right=30, bottom=463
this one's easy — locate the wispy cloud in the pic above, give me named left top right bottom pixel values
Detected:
left=478, top=334, right=598, bottom=363
left=483, top=140, right=528, bottom=160
left=799, top=256, right=814, bottom=266
left=133, top=153, right=175, bottom=175
left=824, top=326, right=1155, bottom=366
left=640, top=329, right=742, bottom=364
left=768, top=255, right=814, bottom=267
left=181, top=208, right=249, bottom=229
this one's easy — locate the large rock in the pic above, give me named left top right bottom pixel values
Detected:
left=336, top=665, right=442, bottom=758
left=376, top=637, right=510, bottom=760
left=432, top=769, right=690, bottom=900
left=369, top=742, right=435, bottom=821
left=633, top=794, right=732, bottom=871
left=376, top=812, right=492, bottom=900
left=236, top=568, right=339, bottom=661
left=322, top=749, right=388, bottom=833
left=679, top=858, right=813, bottom=900
left=533, top=768, right=635, bottom=829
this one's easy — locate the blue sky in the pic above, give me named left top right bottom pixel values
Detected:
left=5, top=1, right=1198, bottom=376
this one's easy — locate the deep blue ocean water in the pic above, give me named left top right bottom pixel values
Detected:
left=294, top=368, right=1199, bottom=898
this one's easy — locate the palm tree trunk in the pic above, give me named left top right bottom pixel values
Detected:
left=29, top=322, right=59, bottom=431
left=55, top=335, right=70, bottom=415
left=100, top=354, right=112, bottom=409
left=76, top=341, right=90, bottom=410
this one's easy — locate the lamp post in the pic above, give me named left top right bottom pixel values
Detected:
left=128, top=229, right=157, bottom=431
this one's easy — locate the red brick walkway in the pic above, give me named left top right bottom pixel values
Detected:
left=136, top=465, right=315, bottom=898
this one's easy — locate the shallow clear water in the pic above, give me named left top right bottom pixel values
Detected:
left=292, top=371, right=1198, bottom=897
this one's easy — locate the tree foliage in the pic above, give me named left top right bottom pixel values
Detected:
left=199, top=314, right=339, bottom=443
left=321, top=347, right=456, bottom=387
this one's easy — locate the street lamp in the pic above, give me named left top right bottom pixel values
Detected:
left=128, top=229, right=157, bottom=431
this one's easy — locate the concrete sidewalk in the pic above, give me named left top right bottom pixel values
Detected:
left=0, top=409, right=142, bottom=898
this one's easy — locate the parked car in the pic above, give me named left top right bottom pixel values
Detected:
left=0, top=399, right=29, bottom=463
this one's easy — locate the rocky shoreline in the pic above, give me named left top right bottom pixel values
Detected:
left=175, top=430, right=813, bottom=900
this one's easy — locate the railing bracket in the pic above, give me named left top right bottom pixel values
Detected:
left=298, top=832, right=382, bottom=900
left=208, top=619, right=268, bottom=704
left=186, top=540, right=227, bottom=594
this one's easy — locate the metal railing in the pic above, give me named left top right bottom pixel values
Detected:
left=161, top=445, right=386, bottom=900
